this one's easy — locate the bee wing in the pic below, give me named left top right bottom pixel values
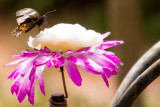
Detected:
left=16, top=8, right=40, bottom=24
left=16, top=8, right=39, bottom=17
left=16, top=15, right=29, bottom=24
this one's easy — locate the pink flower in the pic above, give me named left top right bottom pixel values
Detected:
left=7, top=23, right=123, bottom=104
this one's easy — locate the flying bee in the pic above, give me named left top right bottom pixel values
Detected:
left=12, top=8, right=55, bottom=37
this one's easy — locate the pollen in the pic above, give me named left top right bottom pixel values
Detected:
left=20, top=24, right=27, bottom=31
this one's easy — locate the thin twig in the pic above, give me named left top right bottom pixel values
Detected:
left=110, top=41, right=160, bottom=107
left=118, top=59, right=160, bottom=106
left=60, top=66, right=68, bottom=98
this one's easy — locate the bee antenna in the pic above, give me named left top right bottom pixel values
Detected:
left=44, top=9, right=56, bottom=16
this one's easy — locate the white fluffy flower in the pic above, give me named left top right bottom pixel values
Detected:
left=28, top=23, right=103, bottom=52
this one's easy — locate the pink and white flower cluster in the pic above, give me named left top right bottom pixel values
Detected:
left=7, top=23, right=124, bottom=104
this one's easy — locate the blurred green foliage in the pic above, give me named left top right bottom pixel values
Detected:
left=140, top=0, right=160, bottom=43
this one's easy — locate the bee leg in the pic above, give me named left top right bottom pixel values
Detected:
left=11, top=26, right=23, bottom=37
left=16, top=32, right=22, bottom=37
left=13, top=31, right=23, bottom=37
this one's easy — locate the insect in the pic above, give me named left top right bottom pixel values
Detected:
left=12, top=8, right=55, bottom=37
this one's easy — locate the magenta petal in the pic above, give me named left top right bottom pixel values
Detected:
left=29, top=67, right=36, bottom=80
left=80, top=66, right=102, bottom=74
left=8, top=67, right=20, bottom=79
left=40, top=48, right=50, bottom=55
left=102, top=32, right=111, bottom=39
left=34, top=56, right=50, bottom=66
left=25, top=81, right=32, bottom=95
left=103, top=68, right=112, bottom=78
left=46, top=60, right=53, bottom=68
left=88, top=54, right=121, bottom=71
left=65, top=60, right=82, bottom=86
left=65, top=49, right=93, bottom=56
left=96, top=50, right=123, bottom=65
left=23, top=52, right=39, bottom=57
left=66, top=56, right=84, bottom=65
left=17, top=77, right=31, bottom=103
left=66, top=56, right=77, bottom=63
left=77, top=55, right=104, bottom=73
left=77, top=50, right=93, bottom=55
left=17, top=86, right=27, bottom=103
left=11, top=79, right=21, bottom=95
left=10, top=60, right=35, bottom=104
left=37, top=66, right=45, bottom=95
left=17, top=93, right=26, bottom=103
left=53, top=57, right=65, bottom=68
left=8, top=57, right=34, bottom=80
left=43, top=46, right=51, bottom=53
left=28, top=82, right=35, bottom=105
left=6, top=58, right=28, bottom=66
left=9, top=62, right=29, bottom=79
left=64, top=50, right=75, bottom=55
left=17, top=72, right=35, bottom=103
left=101, top=74, right=109, bottom=87
left=104, top=53, right=122, bottom=64
left=111, top=70, right=118, bottom=75
left=18, top=60, right=34, bottom=78
left=12, top=55, right=26, bottom=58
left=22, top=50, right=33, bottom=54
left=101, top=40, right=124, bottom=49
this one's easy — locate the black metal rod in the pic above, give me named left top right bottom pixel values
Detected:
left=110, top=41, right=160, bottom=107
left=60, top=66, right=68, bottom=98
left=118, top=59, right=160, bottom=106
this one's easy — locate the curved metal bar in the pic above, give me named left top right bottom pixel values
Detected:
left=110, top=41, right=160, bottom=107
left=118, top=59, right=160, bottom=106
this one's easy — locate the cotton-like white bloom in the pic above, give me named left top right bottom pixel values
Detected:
left=7, top=23, right=124, bottom=104
left=28, top=23, right=103, bottom=52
